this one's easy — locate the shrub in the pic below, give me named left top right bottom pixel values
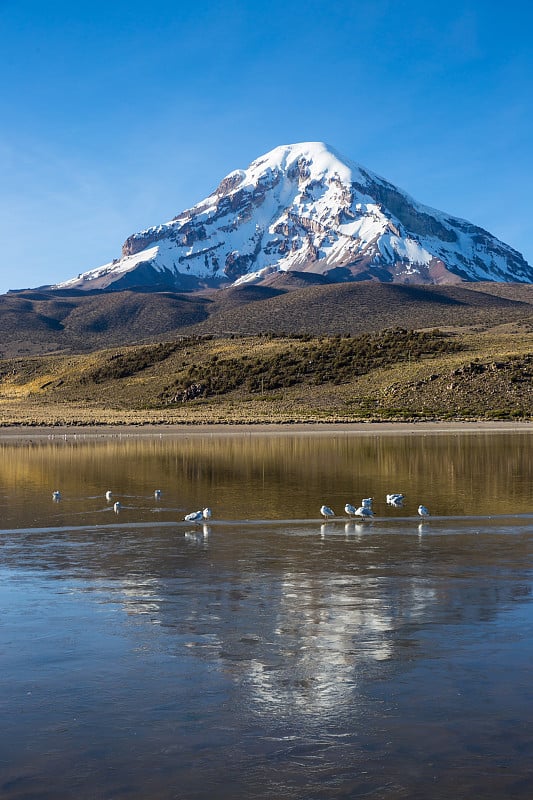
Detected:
left=159, top=328, right=461, bottom=403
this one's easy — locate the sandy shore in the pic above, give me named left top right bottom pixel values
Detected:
left=0, top=420, right=531, bottom=441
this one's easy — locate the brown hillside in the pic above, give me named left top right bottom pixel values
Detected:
left=0, top=282, right=532, bottom=357
left=185, top=282, right=533, bottom=337
left=0, top=328, right=531, bottom=425
left=0, top=290, right=210, bottom=356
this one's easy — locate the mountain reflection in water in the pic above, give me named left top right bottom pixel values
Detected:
left=0, top=430, right=532, bottom=799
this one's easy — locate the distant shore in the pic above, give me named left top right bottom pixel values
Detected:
left=0, top=420, right=531, bottom=442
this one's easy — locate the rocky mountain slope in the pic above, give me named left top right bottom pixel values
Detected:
left=53, top=142, right=532, bottom=292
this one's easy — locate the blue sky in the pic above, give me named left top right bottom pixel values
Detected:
left=1, top=0, right=532, bottom=294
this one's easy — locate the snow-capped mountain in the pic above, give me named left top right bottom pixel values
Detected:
left=54, top=142, right=532, bottom=291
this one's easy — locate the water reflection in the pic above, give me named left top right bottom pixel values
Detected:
left=58, top=520, right=531, bottom=725
left=0, top=431, right=532, bottom=530
left=184, top=523, right=211, bottom=546
left=2, top=517, right=533, bottom=799
left=1, top=432, right=533, bottom=799
left=246, top=573, right=395, bottom=717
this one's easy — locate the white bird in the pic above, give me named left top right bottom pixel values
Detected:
left=154, top=489, right=162, bottom=499
left=388, top=495, right=404, bottom=508
left=386, top=493, right=404, bottom=505
left=202, top=507, right=212, bottom=520
left=355, top=505, right=374, bottom=519
left=52, top=490, right=61, bottom=501
left=184, top=510, right=204, bottom=523
left=320, top=505, right=335, bottom=520
left=361, top=497, right=373, bottom=509
left=113, top=501, right=122, bottom=513
left=105, top=490, right=113, bottom=501
left=418, top=504, right=430, bottom=517
left=345, top=503, right=357, bottom=518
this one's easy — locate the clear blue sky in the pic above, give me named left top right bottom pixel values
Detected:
left=1, top=0, right=532, bottom=294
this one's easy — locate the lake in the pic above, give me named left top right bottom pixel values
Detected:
left=1, top=428, right=532, bottom=799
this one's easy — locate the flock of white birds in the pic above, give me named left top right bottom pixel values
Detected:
left=51, top=488, right=429, bottom=521
left=51, top=488, right=164, bottom=515
left=321, top=495, right=430, bottom=520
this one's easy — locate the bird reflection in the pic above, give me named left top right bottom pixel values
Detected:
left=344, top=521, right=367, bottom=540
left=184, top=524, right=211, bottom=545
left=320, top=523, right=335, bottom=538
left=354, top=523, right=367, bottom=539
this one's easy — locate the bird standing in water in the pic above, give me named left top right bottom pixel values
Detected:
left=185, top=510, right=204, bottom=523
left=355, top=505, right=374, bottom=520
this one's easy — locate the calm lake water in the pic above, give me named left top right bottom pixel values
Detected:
left=1, top=430, right=532, bottom=799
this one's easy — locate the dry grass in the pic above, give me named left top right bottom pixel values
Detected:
left=1, top=326, right=531, bottom=425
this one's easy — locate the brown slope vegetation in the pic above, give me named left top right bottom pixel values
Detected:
left=0, top=290, right=210, bottom=356
left=0, top=282, right=532, bottom=357
left=62, top=291, right=209, bottom=341
left=187, top=282, right=533, bottom=337
left=464, top=282, right=533, bottom=302
left=0, top=327, right=531, bottom=424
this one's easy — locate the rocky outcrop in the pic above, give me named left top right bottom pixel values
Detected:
left=122, top=228, right=167, bottom=257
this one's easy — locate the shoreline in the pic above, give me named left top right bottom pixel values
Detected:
left=0, top=420, right=531, bottom=441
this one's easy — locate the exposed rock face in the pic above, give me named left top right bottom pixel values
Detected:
left=122, top=229, right=167, bottom=257
left=54, top=142, right=533, bottom=292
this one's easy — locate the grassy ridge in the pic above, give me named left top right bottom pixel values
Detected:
left=160, top=329, right=460, bottom=400
left=0, top=326, right=531, bottom=424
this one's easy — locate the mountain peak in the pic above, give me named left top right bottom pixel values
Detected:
left=54, top=143, right=533, bottom=292
left=247, top=141, right=349, bottom=173
left=228, top=141, right=368, bottom=194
